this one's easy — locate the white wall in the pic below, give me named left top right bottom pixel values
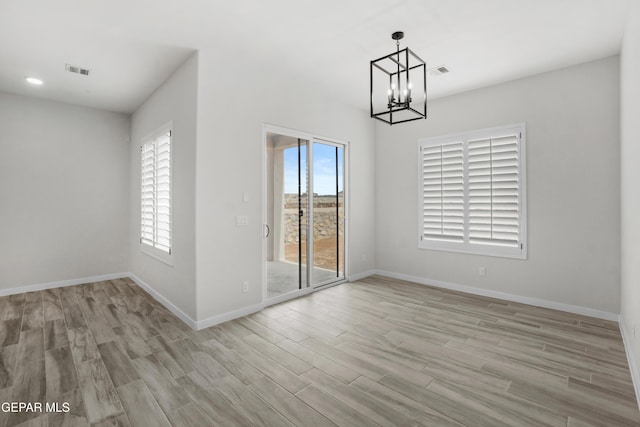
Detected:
left=620, top=1, right=640, bottom=388
left=129, top=53, right=198, bottom=319
left=376, top=56, right=621, bottom=313
left=0, top=92, right=130, bottom=290
left=194, top=49, right=376, bottom=321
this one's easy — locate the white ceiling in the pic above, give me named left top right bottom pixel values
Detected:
left=0, top=0, right=631, bottom=114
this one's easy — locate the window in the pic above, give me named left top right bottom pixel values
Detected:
left=418, top=123, right=527, bottom=259
left=140, top=124, right=172, bottom=261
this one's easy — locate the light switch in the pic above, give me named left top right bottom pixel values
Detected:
left=243, top=192, right=249, bottom=203
left=235, top=215, right=249, bottom=226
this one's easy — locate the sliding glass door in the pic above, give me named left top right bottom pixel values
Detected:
left=265, top=134, right=308, bottom=299
left=311, top=141, right=345, bottom=287
left=265, top=130, right=346, bottom=300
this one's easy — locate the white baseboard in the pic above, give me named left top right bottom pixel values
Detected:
left=0, top=272, right=129, bottom=298
left=349, top=270, right=376, bottom=282
left=619, top=315, right=640, bottom=411
left=127, top=273, right=198, bottom=330
left=127, top=273, right=265, bottom=330
left=265, top=287, right=315, bottom=307
left=196, top=303, right=265, bottom=330
left=374, top=270, right=620, bottom=322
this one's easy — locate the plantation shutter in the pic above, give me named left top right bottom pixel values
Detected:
left=141, top=142, right=155, bottom=247
left=140, top=131, right=172, bottom=254
left=468, top=134, right=520, bottom=247
left=421, top=141, right=464, bottom=242
left=155, top=133, right=171, bottom=252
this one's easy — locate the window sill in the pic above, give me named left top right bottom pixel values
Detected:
left=140, top=244, right=174, bottom=266
left=418, top=241, right=527, bottom=260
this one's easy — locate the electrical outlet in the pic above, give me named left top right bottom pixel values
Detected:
left=235, top=215, right=249, bottom=226
left=479, top=267, right=486, bottom=277
left=242, top=281, right=249, bottom=293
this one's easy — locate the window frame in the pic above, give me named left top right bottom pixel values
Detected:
left=140, top=122, right=173, bottom=266
left=417, top=123, right=527, bottom=260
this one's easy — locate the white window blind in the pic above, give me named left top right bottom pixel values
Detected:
left=422, top=142, right=464, bottom=242
left=468, top=136, right=520, bottom=248
left=418, top=123, right=526, bottom=259
left=141, top=129, right=172, bottom=255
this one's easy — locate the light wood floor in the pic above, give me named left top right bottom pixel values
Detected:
left=0, top=276, right=639, bottom=427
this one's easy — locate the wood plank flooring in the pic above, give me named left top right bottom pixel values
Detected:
left=0, top=275, right=638, bottom=426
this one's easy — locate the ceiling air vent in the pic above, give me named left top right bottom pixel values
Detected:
left=65, top=64, right=91, bottom=76
left=430, top=65, right=450, bottom=76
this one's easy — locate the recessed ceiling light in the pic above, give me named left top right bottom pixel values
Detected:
left=25, top=77, right=44, bottom=86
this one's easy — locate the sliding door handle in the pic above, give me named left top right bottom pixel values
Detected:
left=264, top=224, right=270, bottom=238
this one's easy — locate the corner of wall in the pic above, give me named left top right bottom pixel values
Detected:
left=619, top=315, right=640, bottom=410
left=128, top=51, right=199, bottom=322
left=620, top=0, right=640, bottom=411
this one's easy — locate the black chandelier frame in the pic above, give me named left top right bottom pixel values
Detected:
left=370, top=32, right=427, bottom=125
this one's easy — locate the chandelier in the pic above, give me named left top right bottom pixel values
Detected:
left=370, top=31, right=427, bottom=125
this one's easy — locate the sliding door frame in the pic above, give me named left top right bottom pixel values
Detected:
left=262, top=124, right=349, bottom=306
left=310, top=138, right=347, bottom=289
